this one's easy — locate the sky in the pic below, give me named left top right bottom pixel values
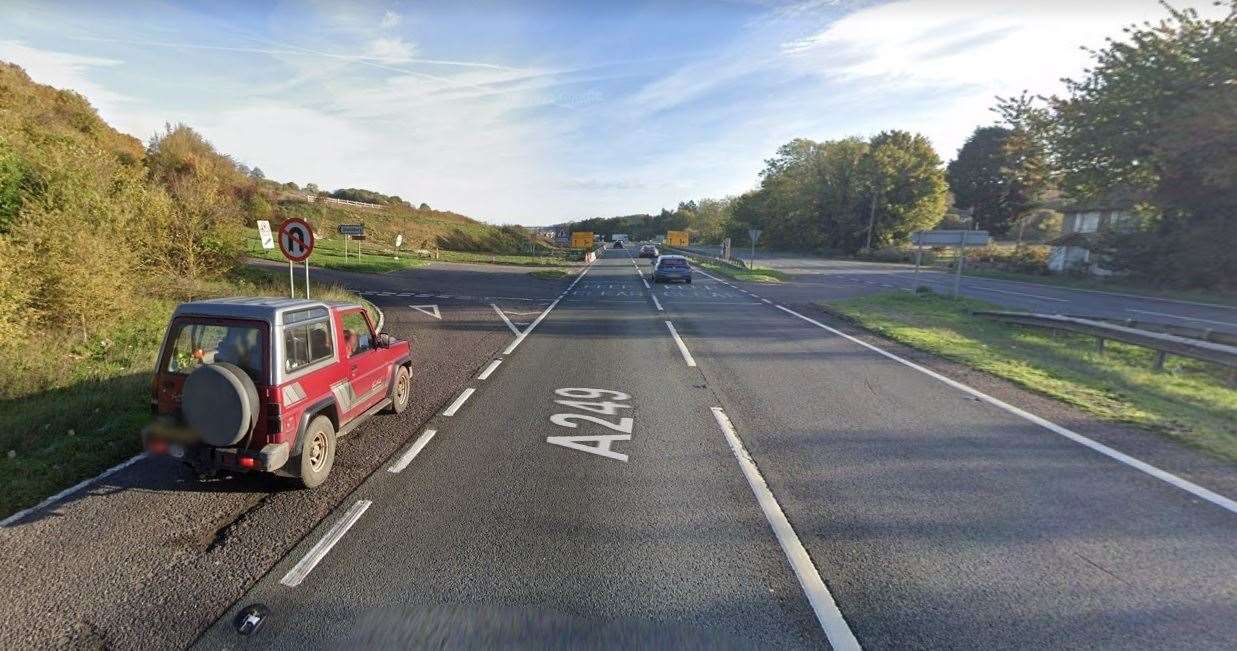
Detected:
left=0, top=0, right=1225, bottom=225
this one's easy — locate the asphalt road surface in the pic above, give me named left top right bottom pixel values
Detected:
left=685, top=245, right=1237, bottom=336
left=3, top=252, right=1234, bottom=649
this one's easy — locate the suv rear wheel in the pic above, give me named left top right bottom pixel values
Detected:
left=294, top=415, right=336, bottom=488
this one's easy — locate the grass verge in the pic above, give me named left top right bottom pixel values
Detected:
left=690, top=257, right=788, bottom=283
left=0, top=267, right=370, bottom=520
left=249, top=238, right=570, bottom=270
left=825, top=292, right=1237, bottom=463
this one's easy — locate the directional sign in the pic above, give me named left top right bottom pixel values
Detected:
left=279, top=218, right=315, bottom=262
left=911, top=230, right=990, bottom=246
left=256, top=220, right=275, bottom=250
left=338, top=224, right=365, bottom=237
left=748, top=228, right=762, bottom=243
left=394, top=233, right=403, bottom=248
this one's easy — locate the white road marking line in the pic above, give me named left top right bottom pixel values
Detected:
left=503, top=298, right=560, bottom=354
left=388, top=430, right=438, bottom=473
left=477, top=359, right=502, bottom=380
left=442, top=387, right=476, bottom=416
left=1, top=453, right=148, bottom=527
left=710, top=407, right=861, bottom=650
left=665, top=321, right=697, bottom=367
left=1126, top=309, right=1237, bottom=328
left=280, top=500, right=372, bottom=587
left=774, top=305, right=1237, bottom=514
left=761, top=298, right=773, bottom=304
left=491, top=303, right=522, bottom=335
left=651, top=294, right=664, bottom=311
left=642, top=278, right=650, bottom=289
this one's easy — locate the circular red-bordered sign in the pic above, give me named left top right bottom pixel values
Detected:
left=278, top=218, right=315, bottom=262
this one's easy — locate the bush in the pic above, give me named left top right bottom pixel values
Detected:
left=963, top=244, right=1049, bottom=274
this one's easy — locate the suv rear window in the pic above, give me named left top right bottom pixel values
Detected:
left=165, top=322, right=265, bottom=380
left=284, top=314, right=333, bottom=372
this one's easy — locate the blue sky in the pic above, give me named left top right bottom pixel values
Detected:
left=0, top=0, right=1224, bottom=225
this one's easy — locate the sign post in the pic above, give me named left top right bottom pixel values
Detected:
left=279, top=218, right=316, bottom=298
left=910, top=230, right=990, bottom=297
left=339, top=224, right=364, bottom=261
left=747, top=229, right=762, bottom=270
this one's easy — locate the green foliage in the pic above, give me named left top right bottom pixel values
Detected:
left=996, top=3, right=1237, bottom=288
left=725, top=133, right=947, bottom=254
left=946, top=126, right=1040, bottom=235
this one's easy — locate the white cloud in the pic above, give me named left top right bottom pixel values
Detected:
left=364, top=36, right=415, bottom=64
left=380, top=10, right=401, bottom=29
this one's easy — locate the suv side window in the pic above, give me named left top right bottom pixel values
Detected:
left=165, top=321, right=265, bottom=381
left=341, top=312, right=373, bottom=356
left=284, top=316, right=333, bottom=372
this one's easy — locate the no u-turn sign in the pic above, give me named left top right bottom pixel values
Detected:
left=279, top=218, right=315, bottom=262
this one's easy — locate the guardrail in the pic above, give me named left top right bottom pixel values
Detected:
left=1062, top=315, right=1237, bottom=347
left=975, top=311, right=1237, bottom=383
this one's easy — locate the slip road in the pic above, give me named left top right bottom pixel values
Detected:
left=199, top=249, right=1236, bottom=649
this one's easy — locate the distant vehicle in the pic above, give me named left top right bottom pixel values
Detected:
left=613, top=240, right=624, bottom=249
left=611, top=233, right=629, bottom=244
left=143, top=298, right=412, bottom=488
left=653, top=255, right=692, bottom=283
left=638, top=244, right=659, bottom=258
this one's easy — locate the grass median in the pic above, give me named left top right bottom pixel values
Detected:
left=690, top=257, right=788, bottom=283
left=0, top=267, right=372, bottom=520
left=825, top=292, right=1237, bottom=463
left=529, top=268, right=571, bottom=280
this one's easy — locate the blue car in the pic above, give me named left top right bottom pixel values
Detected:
left=652, top=255, right=692, bottom=283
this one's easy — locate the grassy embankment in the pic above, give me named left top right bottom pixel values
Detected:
left=0, top=268, right=375, bottom=519
left=826, top=292, right=1237, bottom=463
left=248, top=201, right=571, bottom=272
left=529, top=268, right=571, bottom=280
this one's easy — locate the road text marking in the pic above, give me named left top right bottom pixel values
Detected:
left=388, top=430, right=437, bottom=473
left=710, top=407, right=860, bottom=650
left=665, top=321, right=697, bottom=367
left=442, top=387, right=476, bottom=416
left=547, top=388, right=632, bottom=462
left=280, top=500, right=372, bottom=587
left=774, top=305, right=1237, bottom=514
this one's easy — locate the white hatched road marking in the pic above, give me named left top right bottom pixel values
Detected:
left=477, top=359, right=502, bottom=380
left=710, top=407, right=861, bottom=650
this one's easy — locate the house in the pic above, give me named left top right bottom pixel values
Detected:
left=1047, top=191, right=1145, bottom=274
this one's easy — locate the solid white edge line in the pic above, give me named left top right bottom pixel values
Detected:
left=0, top=452, right=149, bottom=527
left=665, top=320, right=697, bottom=367
left=389, top=430, right=438, bottom=473
left=280, top=499, right=372, bottom=587
left=442, top=387, right=476, bottom=416
left=651, top=294, right=663, bottom=311
left=710, top=407, right=861, bottom=650
left=491, top=303, right=521, bottom=336
left=761, top=298, right=773, bottom=304
left=477, top=359, right=502, bottom=380
left=774, top=304, right=1237, bottom=514
left=642, top=278, right=651, bottom=289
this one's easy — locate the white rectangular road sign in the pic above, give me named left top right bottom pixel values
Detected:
left=911, top=230, right=990, bottom=246
left=256, top=220, right=275, bottom=250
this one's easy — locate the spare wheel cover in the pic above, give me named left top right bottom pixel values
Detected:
left=182, top=362, right=259, bottom=446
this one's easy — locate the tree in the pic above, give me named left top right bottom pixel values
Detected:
left=249, top=166, right=265, bottom=180
left=859, top=131, right=949, bottom=250
left=304, top=183, right=320, bottom=194
left=1001, top=2, right=1237, bottom=287
left=946, top=126, right=1037, bottom=235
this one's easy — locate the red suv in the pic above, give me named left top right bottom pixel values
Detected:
left=143, top=298, right=412, bottom=487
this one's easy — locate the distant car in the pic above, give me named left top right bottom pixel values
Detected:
left=638, top=245, right=659, bottom=258
left=613, top=240, right=624, bottom=249
left=143, top=298, right=412, bottom=488
left=652, top=255, right=692, bottom=283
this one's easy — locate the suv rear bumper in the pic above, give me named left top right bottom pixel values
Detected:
left=142, top=418, right=290, bottom=473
